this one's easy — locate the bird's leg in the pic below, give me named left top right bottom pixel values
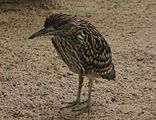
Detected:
left=87, top=78, right=93, bottom=113
left=76, top=74, right=84, bottom=103
left=64, top=74, right=84, bottom=107
left=73, top=78, right=93, bottom=114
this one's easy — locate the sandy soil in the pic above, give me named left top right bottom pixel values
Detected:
left=0, top=0, right=156, bottom=120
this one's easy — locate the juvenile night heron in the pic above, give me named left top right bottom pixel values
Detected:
left=29, top=13, right=115, bottom=114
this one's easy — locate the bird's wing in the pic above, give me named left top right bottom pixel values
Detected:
left=77, top=26, right=115, bottom=79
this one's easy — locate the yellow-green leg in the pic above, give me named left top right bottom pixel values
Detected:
left=73, top=78, right=93, bottom=114
left=87, top=78, right=93, bottom=114
left=76, top=74, right=84, bottom=103
left=65, top=74, right=84, bottom=107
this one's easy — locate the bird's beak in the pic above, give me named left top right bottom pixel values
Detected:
left=29, top=28, right=53, bottom=39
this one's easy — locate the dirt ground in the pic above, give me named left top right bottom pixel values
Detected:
left=0, top=0, right=156, bottom=120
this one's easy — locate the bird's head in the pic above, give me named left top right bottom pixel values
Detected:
left=29, top=13, right=77, bottom=39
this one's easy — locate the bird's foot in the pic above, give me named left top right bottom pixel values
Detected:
left=60, top=99, right=80, bottom=109
left=61, top=100, right=88, bottom=109
left=72, top=104, right=91, bottom=114
left=66, top=99, right=80, bottom=107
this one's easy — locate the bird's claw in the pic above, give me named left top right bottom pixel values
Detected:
left=60, top=100, right=88, bottom=109
left=72, top=104, right=91, bottom=114
left=60, top=100, right=80, bottom=110
left=66, top=100, right=80, bottom=107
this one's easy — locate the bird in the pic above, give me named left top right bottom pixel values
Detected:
left=29, top=13, right=115, bottom=114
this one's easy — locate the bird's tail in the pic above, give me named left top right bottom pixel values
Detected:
left=101, top=64, right=116, bottom=80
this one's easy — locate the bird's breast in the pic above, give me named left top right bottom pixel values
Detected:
left=51, top=37, right=85, bottom=74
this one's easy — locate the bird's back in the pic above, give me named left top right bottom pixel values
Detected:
left=52, top=19, right=115, bottom=80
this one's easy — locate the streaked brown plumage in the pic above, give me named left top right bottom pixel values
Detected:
left=29, top=13, right=115, bottom=114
